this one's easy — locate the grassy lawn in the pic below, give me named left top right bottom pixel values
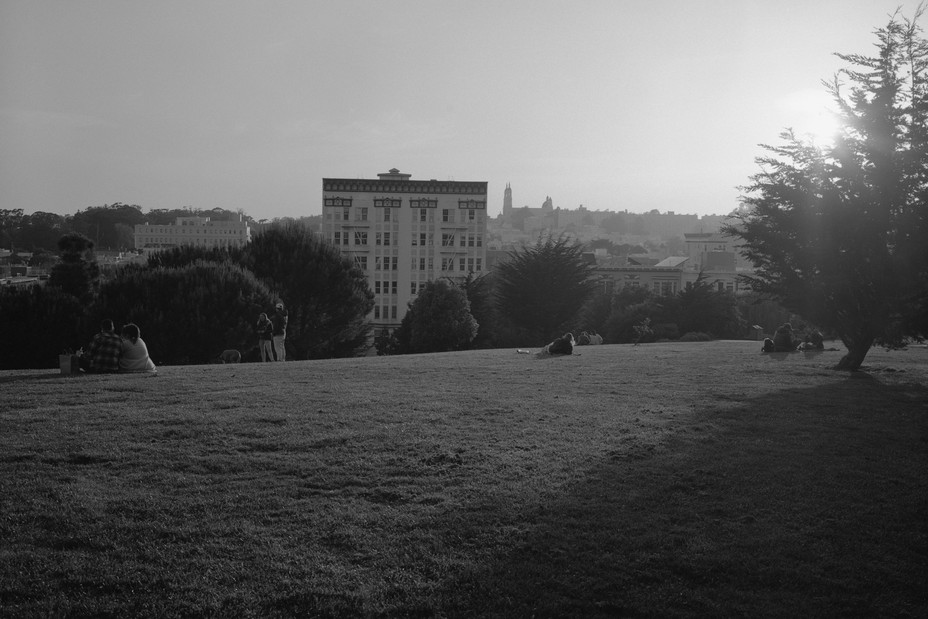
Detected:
left=1, top=341, right=926, bottom=618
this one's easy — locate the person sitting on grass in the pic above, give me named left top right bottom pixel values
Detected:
left=83, top=318, right=122, bottom=373
left=772, top=322, right=798, bottom=352
left=803, top=330, right=825, bottom=350
left=118, top=323, right=157, bottom=373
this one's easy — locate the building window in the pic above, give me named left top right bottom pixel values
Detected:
left=476, top=236, right=482, bottom=247
left=391, top=257, right=397, bottom=271
left=354, top=256, right=368, bottom=270
left=468, top=209, right=475, bottom=221
left=441, top=257, right=451, bottom=271
left=459, top=257, right=466, bottom=271
left=419, top=257, right=426, bottom=270
left=342, top=208, right=350, bottom=221
left=411, top=281, right=417, bottom=295
left=468, top=235, right=474, bottom=247
left=375, top=257, right=382, bottom=271
left=384, top=232, right=391, bottom=246
left=459, top=235, right=466, bottom=248
left=354, top=231, right=368, bottom=245
left=375, top=281, right=381, bottom=294
left=384, top=208, right=391, bottom=222
left=419, top=209, right=427, bottom=222
left=476, top=258, right=482, bottom=271
left=467, top=258, right=474, bottom=272
left=391, top=281, right=397, bottom=295
left=457, top=199, right=486, bottom=210
left=356, top=207, right=368, bottom=222
left=442, top=209, right=451, bottom=222
left=442, top=233, right=454, bottom=246
left=391, top=305, right=397, bottom=319
left=420, top=233, right=427, bottom=246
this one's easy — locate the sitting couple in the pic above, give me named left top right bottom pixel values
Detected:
left=83, top=319, right=157, bottom=374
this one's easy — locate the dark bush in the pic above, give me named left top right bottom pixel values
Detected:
left=679, top=331, right=712, bottom=342
left=90, top=261, right=276, bottom=365
left=0, top=284, right=86, bottom=369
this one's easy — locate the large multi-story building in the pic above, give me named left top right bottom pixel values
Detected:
left=322, top=169, right=488, bottom=333
left=134, top=215, right=251, bottom=253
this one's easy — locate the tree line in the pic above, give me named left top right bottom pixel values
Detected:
left=0, top=224, right=373, bottom=369
left=0, top=204, right=249, bottom=255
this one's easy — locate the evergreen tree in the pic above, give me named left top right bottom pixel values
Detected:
left=724, top=10, right=928, bottom=370
left=601, top=287, right=661, bottom=344
left=458, top=273, right=498, bottom=349
left=391, top=279, right=478, bottom=354
left=47, top=232, right=100, bottom=302
left=494, top=234, right=597, bottom=345
left=241, top=223, right=374, bottom=359
left=673, top=274, right=745, bottom=339
left=0, top=284, right=85, bottom=369
left=146, top=245, right=238, bottom=269
left=91, top=261, right=276, bottom=364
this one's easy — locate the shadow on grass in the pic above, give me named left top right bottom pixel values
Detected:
left=443, top=376, right=928, bottom=618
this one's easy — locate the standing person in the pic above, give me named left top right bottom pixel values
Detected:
left=271, top=302, right=288, bottom=362
left=84, top=318, right=122, bottom=373
left=118, top=323, right=157, bottom=373
left=256, top=312, right=274, bottom=362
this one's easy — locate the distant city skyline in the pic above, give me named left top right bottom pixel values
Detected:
left=0, top=0, right=915, bottom=220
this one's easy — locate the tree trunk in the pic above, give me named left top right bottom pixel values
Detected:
left=835, top=338, right=873, bottom=371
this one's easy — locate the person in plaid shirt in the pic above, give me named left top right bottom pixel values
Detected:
left=85, top=318, right=122, bottom=373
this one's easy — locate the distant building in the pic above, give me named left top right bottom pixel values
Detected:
left=493, top=183, right=730, bottom=247
left=133, top=215, right=251, bottom=253
left=591, top=252, right=748, bottom=298
left=322, top=169, right=488, bottom=333
left=683, top=231, right=753, bottom=273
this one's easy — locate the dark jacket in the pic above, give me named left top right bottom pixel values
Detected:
left=257, top=317, right=274, bottom=340
left=272, top=309, right=288, bottom=336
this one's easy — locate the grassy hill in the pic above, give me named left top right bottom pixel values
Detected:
left=2, top=341, right=926, bottom=617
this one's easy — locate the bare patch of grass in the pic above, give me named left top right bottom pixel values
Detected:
left=2, top=342, right=926, bottom=617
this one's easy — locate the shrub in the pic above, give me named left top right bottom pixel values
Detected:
left=90, top=261, right=277, bottom=365
left=0, top=284, right=86, bottom=369
left=390, top=280, right=477, bottom=354
left=679, top=331, right=712, bottom=342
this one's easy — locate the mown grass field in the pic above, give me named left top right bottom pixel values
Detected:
left=1, top=340, right=926, bottom=618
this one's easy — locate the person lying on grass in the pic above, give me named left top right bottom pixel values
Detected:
left=543, top=332, right=575, bottom=356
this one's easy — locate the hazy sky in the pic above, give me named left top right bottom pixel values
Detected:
left=0, top=0, right=916, bottom=220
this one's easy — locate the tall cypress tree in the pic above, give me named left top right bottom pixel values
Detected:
left=241, top=222, right=374, bottom=359
left=725, top=9, right=928, bottom=370
left=47, top=232, right=100, bottom=303
left=494, top=234, right=597, bottom=345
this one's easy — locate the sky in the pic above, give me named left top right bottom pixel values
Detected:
left=0, top=0, right=918, bottom=220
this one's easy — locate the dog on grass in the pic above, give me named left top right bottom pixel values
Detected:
left=218, top=349, right=241, bottom=363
